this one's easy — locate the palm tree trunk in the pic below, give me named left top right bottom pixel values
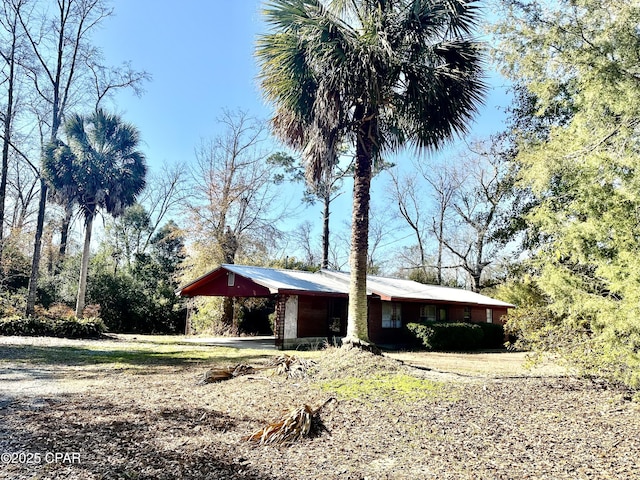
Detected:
left=345, top=123, right=374, bottom=345
left=75, top=215, right=94, bottom=318
left=57, top=202, right=73, bottom=265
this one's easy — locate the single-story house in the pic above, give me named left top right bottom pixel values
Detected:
left=177, top=264, right=514, bottom=349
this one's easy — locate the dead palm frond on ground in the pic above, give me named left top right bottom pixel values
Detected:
left=199, top=363, right=257, bottom=384
left=267, top=354, right=316, bottom=379
left=245, top=398, right=335, bottom=446
left=199, top=354, right=316, bottom=384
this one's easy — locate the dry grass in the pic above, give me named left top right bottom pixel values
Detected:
left=387, top=350, right=568, bottom=378
left=1, top=335, right=639, bottom=480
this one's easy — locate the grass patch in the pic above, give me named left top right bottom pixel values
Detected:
left=0, top=343, right=274, bottom=369
left=317, top=373, right=456, bottom=403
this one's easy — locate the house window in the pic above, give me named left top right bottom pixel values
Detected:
left=227, top=272, right=235, bottom=287
left=419, top=305, right=437, bottom=322
left=463, top=306, right=471, bottom=322
left=382, top=302, right=402, bottom=328
left=486, top=308, right=493, bottom=324
left=439, top=308, right=447, bottom=322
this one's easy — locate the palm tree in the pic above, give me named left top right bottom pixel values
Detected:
left=43, top=109, right=146, bottom=317
left=256, top=0, right=486, bottom=346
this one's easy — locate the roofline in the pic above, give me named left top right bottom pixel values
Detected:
left=175, top=265, right=225, bottom=296
left=381, top=295, right=513, bottom=307
left=177, top=264, right=515, bottom=307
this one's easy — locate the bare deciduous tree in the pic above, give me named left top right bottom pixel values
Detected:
left=439, top=142, right=514, bottom=292
left=184, top=109, right=287, bottom=328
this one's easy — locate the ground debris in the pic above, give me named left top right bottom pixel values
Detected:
left=199, top=363, right=256, bottom=384
left=245, top=398, right=335, bottom=446
left=3, top=336, right=640, bottom=480
left=267, top=354, right=316, bottom=379
left=199, top=354, right=315, bottom=385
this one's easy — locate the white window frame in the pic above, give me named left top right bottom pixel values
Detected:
left=486, top=308, right=493, bottom=324
left=382, top=302, right=402, bottom=329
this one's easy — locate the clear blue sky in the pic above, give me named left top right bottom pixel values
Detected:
left=95, top=1, right=271, bottom=167
left=94, top=1, right=512, bottom=267
left=96, top=0, right=510, bottom=170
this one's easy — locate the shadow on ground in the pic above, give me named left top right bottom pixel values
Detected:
left=0, top=392, right=283, bottom=480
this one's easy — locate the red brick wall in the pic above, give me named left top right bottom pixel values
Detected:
left=274, top=295, right=287, bottom=347
left=367, top=300, right=510, bottom=344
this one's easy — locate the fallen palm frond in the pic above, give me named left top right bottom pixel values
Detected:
left=245, top=397, right=335, bottom=446
left=267, top=354, right=316, bottom=379
left=199, top=363, right=256, bottom=384
left=199, top=354, right=315, bottom=385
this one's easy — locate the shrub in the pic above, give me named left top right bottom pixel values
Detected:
left=0, top=289, right=26, bottom=317
left=406, top=322, right=485, bottom=351
left=403, top=323, right=430, bottom=349
left=0, top=316, right=47, bottom=336
left=0, top=315, right=106, bottom=338
left=477, top=323, right=506, bottom=349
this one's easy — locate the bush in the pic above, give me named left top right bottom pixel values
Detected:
left=0, top=289, right=27, bottom=317
left=477, top=323, right=506, bottom=349
left=0, top=315, right=106, bottom=338
left=406, top=322, right=485, bottom=351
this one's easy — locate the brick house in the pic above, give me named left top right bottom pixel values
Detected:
left=177, top=264, right=514, bottom=349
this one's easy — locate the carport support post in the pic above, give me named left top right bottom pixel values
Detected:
left=274, top=294, right=298, bottom=349
left=275, top=295, right=286, bottom=348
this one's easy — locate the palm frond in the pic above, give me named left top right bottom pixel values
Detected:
left=245, top=398, right=335, bottom=446
left=199, top=363, right=257, bottom=384
left=267, top=354, right=316, bottom=379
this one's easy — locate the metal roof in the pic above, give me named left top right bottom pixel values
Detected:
left=318, top=270, right=514, bottom=307
left=179, top=264, right=513, bottom=308
left=222, top=264, right=348, bottom=295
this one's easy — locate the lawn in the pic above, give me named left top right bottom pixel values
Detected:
left=1, top=334, right=639, bottom=479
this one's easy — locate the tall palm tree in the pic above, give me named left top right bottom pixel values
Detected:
left=43, top=109, right=146, bottom=317
left=257, top=0, right=486, bottom=346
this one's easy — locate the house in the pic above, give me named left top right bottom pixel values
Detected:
left=177, top=264, right=514, bottom=349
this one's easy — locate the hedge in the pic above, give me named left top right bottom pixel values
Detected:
left=0, top=315, right=106, bottom=338
left=406, top=322, right=505, bottom=351
left=477, top=322, right=506, bottom=349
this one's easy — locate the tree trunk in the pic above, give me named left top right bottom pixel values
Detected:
left=471, top=271, right=481, bottom=293
left=219, top=226, right=238, bottom=330
left=345, top=122, right=373, bottom=345
left=25, top=180, right=48, bottom=316
left=75, top=215, right=94, bottom=318
left=58, top=202, right=73, bottom=260
left=436, top=210, right=444, bottom=285
left=0, top=11, right=17, bottom=266
left=322, top=191, right=330, bottom=269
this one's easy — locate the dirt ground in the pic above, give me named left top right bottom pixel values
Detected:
left=1, top=335, right=639, bottom=479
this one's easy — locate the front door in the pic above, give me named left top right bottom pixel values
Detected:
left=327, top=297, right=347, bottom=341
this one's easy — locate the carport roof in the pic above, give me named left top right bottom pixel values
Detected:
left=177, top=264, right=349, bottom=297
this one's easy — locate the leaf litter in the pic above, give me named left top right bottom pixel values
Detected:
left=1, top=337, right=639, bottom=479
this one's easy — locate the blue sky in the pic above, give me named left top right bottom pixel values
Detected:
left=94, top=0, right=512, bottom=268
left=96, top=1, right=510, bottom=168
left=95, top=1, right=270, bottom=167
